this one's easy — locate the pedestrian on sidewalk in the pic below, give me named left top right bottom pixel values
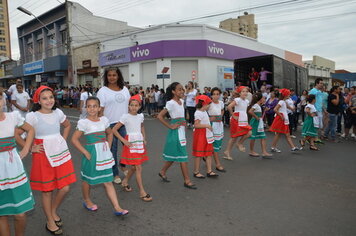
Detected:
left=208, top=88, right=226, bottom=172
left=157, top=82, right=196, bottom=189
left=248, top=92, right=273, bottom=158
left=192, top=95, right=218, bottom=179
left=25, top=86, right=76, bottom=235
left=269, top=89, right=300, bottom=153
left=224, top=86, right=252, bottom=160
left=112, top=95, right=152, bottom=202
left=71, top=97, right=128, bottom=216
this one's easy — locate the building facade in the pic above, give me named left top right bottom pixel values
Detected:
left=12, top=1, right=138, bottom=88
left=304, top=55, right=335, bottom=89
left=219, top=13, right=258, bottom=39
left=0, top=0, right=11, bottom=58
left=99, top=24, right=302, bottom=90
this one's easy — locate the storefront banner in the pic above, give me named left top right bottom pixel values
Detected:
left=100, top=40, right=266, bottom=66
left=23, top=60, right=44, bottom=76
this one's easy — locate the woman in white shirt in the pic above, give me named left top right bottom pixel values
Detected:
left=97, top=67, right=131, bottom=184
left=184, top=81, right=197, bottom=128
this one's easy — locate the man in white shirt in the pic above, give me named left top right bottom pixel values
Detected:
left=8, top=79, right=22, bottom=96
left=286, top=97, right=296, bottom=138
left=154, top=87, right=160, bottom=112
left=11, top=84, right=30, bottom=117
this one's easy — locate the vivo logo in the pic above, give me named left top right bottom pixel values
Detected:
left=208, top=44, right=224, bottom=55
left=132, top=48, right=150, bottom=58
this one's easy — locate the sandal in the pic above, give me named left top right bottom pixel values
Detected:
left=45, top=224, right=63, bottom=235
left=54, top=218, right=63, bottom=227
left=140, top=194, right=153, bottom=202
left=207, top=171, right=219, bottom=178
left=215, top=166, right=226, bottom=172
left=193, top=172, right=205, bottom=179
left=223, top=155, right=233, bottom=161
left=114, top=210, right=129, bottom=216
left=249, top=153, right=260, bottom=157
left=184, top=182, right=197, bottom=189
left=310, top=145, right=319, bottom=151
left=121, top=184, right=132, bottom=192
left=158, top=173, right=170, bottom=182
left=83, top=202, right=98, bottom=211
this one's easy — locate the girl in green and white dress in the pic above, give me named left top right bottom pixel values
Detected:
left=71, top=97, right=128, bottom=216
left=248, top=92, right=273, bottom=158
left=301, top=94, right=319, bottom=151
left=0, top=88, right=35, bottom=236
left=157, top=82, right=196, bottom=189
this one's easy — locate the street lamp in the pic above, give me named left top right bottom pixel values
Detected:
left=17, top=6, right=51, bottom=32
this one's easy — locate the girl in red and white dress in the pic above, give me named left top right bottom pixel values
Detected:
left=269, top=89, right=300, bottom=153
left=112, top=95, right=152, bottom=202
left=192, top=95, right=219, bottom=178
left=25, top=86, right=76, bottom=235
left=224, top=86, right=252, bottom=160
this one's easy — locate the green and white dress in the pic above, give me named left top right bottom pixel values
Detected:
left=0, top=111, right=34, bottom=216
left=302, top=104, right=318, bottom=137
left=162, top=99, right=188, bottom=162
left=76, top=117, right=115, bottom=185
left=208, top=101, right=224, bottom=152
left=249, top=104, right=266, bottom=140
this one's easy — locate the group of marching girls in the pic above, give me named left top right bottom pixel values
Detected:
left=1, top=79, right=317, bottom=235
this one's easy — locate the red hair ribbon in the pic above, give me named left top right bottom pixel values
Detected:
left=236, top=86, right=247, bottom=93
left=130, top=94, right=142, bottom=104
left=33, top=86, right=53, bottom=104
left=279, top=88, right=291, bottom=98
left=195, top=95, right=212, bottom=106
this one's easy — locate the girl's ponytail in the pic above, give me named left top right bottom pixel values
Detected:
left=247, top=92, right=263, bottom=120
left=165, top=82, right=180, bottom=101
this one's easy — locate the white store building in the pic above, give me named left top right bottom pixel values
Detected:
left=99, top=24, right=302, bottom=90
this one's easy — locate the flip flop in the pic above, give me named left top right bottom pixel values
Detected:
left=114, top=210, right=129, bottom=216
left=54, top=218, right=63, bottom=227
left=193, top=172, right=205, bottom=179
left=249, top=153, right=260, bottom=157
left=184, top=182, right=197, bottom=189
left=83, top=202, right=98, bottom=211
left=207, top=171, right=219, bottom=178
left=223, top=156, right=233, bottom=161
left=140, top=194, right=153, bottom=202
left=121, top=184, right=133, bottom=192
left=158, top=173, right=170, bottom=182
left=215, top=167, right=226, bottom=172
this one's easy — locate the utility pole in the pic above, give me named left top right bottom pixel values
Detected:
left=65, top=0, right=74, bottom=86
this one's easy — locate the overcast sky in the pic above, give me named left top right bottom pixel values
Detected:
left=7, top=0, right=356, bottom=71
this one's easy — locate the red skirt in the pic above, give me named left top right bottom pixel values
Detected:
left=30, top=139, right=76, bottom=192
left=192, top=128, right=214, bottom=157
left=269, top=115, right=290, bottom=134
left=121, top=135, right=148, bottom=165
left=230, top=113, right=252, bottom=138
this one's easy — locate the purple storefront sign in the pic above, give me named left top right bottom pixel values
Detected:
left=99, top=47, right=131, bottom=66
left=99, top=40, right=266, bottom=66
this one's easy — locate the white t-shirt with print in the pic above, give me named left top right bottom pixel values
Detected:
left=119, top=113, right=144, bottom=134
left=0, top=111, right=24, bottom=138
left=97, top=86, right=130, bottom=124
left=26, top=109, right=66, bottom=139
left=77, top=116, right=110, bottom=135
left=165, top=99, right=185, bottom=119
left=208, top=101, right=224, bottom=116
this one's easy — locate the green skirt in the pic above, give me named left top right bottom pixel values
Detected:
left=163, top=128, right=188, bottom=162
left=0, top=177, right=34, bottom=216
left=249, top=113, right=266, bottom=140
left=81, top=144, right=114, bottom=185
left=302, top=115, right=318, bottom=137
left=213, top=139, right=223, bottom=152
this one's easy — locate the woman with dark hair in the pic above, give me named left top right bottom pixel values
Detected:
left=97, top=67, right=131, bottom=184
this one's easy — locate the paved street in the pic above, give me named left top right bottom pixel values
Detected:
left=22, top=108, right=356, bottom=236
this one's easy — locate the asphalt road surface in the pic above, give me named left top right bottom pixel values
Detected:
left=19, top=108, right=356, bottom=236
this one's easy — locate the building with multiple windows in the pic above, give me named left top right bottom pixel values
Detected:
left=12, top=1, right=138, bottom=88
left=219, top=12, right=258, bottom=39
left=0, top=0, right=11, bottom=58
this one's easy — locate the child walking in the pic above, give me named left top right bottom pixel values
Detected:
left=224, top=86, right=252, bottom=160
left=193, top=95, right=219, bottom=178
left=207, top=87, right=225, bottom=172
left=247, top=92, right=273, bottom=158
left=25, top=86, right=76, bottom=235
left=71, top=97, right=129, bottom=216
left=269, top=89, right=301, bottom=153
left=301, top=94, right=319, bottom=151
left=157, top=82, right=196, bottom=189
left=112, top=95, right=152, bottom=202
left=0, top=90, right=35, bottom=236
